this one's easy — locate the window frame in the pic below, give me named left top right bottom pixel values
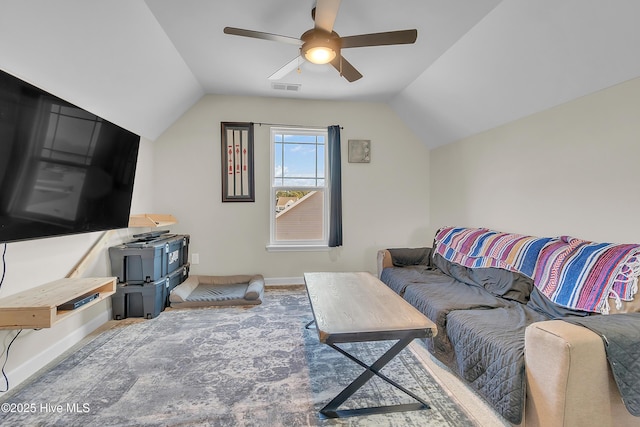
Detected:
left=267, top=127, right=330, bottom=251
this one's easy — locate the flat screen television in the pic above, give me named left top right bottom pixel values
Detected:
left=0, top=68, right=140, bottom=243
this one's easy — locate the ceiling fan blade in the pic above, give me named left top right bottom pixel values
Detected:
left=330, top=55, right=362, bottom=82
left=223, top=27, right=302, bottom=46
left=268, top=56, right=302, bottom=80
left=314, top=0, right=341, bottom=33
left=341, top=29, right=417, bottom=48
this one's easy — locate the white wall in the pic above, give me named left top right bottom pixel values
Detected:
left=0, top=2, right=203, bottom=141
left=152, top=95, right=430, bottom=280
left=0, top=137, right=155, bottom=392
left=430, top=76, right=640, bottom=244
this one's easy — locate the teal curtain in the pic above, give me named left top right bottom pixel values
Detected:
left=328, top=125, right=342, bottom=247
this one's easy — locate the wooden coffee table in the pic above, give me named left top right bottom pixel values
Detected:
left=304, top=271, right=437, bottom=419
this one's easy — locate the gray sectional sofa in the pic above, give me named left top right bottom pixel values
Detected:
left=377, top=237, right=640, bottom=426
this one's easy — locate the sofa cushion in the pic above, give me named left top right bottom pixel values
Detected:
left=379, top=265, right=435, bottom=295
left=402, top=277, right=510, bottom=367
left=433, top=253, right=534, bottom=304
left=388, top=247, right=432, bottom=267
left=434, top=226, right=640, bottom=314
left=527, top=288, right=591, bottom=318
left=608, top=293, right=640, bottom=314
left=467, top=267, right=533, bottom=304
left=445, top=305, right=549, bottom=424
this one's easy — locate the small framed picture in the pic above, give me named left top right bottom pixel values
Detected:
left=348, top=139, right=371, bottom=163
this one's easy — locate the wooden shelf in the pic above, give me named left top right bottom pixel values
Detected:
left=0, top=277, right=116, bottom=330
left=128, top=213, right=177, bottom=228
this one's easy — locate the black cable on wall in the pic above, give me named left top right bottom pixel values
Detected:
left=0, top=243, right=23, bottom=392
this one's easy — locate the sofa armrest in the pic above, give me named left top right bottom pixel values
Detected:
left=524, top=320, right=639, bottom=427
left=377, top=247, right=432, bottom=278
left=377, top=249, right=393, bottom=278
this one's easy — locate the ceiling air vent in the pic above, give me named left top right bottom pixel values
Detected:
left=271, top=82, right=301, bottom=92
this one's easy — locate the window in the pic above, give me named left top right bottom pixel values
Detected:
left=269, top=127, right=329, bottom=250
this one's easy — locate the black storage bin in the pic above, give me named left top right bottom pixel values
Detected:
left=165, top=235, right=190, bottom=275
left=109, top=234, right=190, bottom=284
left=112, top=280, right=166, bottom=320
left=109, top=244, right=165, bottom=284
left=164, top=263, right=190, bottom=307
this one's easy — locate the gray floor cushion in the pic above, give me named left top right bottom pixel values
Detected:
left=170, top=274, right=264, bottom=307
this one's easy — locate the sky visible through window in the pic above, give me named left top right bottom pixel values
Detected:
left=274, top=133, right=325, bottom=187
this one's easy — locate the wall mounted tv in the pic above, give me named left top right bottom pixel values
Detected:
left=0, top=68, right=140, bottom=243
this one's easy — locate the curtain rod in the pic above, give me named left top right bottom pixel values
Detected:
left=252, top=122, right=343, bottom=129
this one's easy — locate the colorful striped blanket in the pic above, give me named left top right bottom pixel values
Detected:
left=434, top=227, right=640, bottom=314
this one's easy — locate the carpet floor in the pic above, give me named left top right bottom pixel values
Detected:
left=0, top=287, right=477, bottom=426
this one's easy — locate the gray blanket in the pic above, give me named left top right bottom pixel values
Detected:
left=564, top=313, right=640, bottom=417
left=401, top=276, right=511, bottom=367
left=381, top=264, right=541, bottom=423
left=446, top=304, right=548, bottom=424
left=381, top=253, right=544, bottom=423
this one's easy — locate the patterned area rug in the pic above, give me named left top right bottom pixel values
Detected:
left=0, top=288, right=473, bottom=426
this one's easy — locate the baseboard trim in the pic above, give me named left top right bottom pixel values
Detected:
left=264, top=277, right=304, bottom=287
left=6, top=309, right=111, bottom=392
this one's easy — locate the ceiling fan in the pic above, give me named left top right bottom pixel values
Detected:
left=223, top=0, right=417, bottom=82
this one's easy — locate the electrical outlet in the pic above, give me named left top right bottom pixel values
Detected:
left=192, top=253, right=200, bottom=265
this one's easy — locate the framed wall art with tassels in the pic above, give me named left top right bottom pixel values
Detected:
left=221, top=122, right=254, bottom=202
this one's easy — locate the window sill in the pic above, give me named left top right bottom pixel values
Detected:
left=266, top=244, right=330, bottom=252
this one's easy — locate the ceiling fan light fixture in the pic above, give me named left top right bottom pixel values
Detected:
left=301, top=30, right=340, bottom=65
left=304, top=46, right=336, bottom=64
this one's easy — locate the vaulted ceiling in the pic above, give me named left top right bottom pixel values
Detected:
left=1, top=1, right=639, bottom=148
